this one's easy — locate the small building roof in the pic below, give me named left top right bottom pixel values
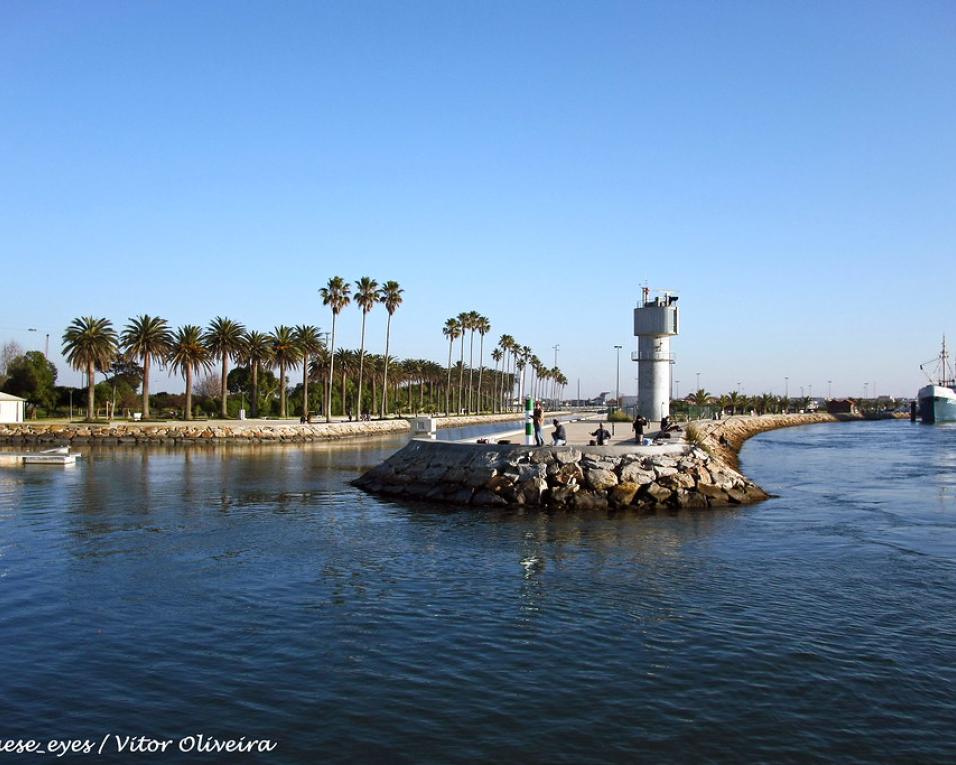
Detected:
left=0, top=392, right=26, bottom=402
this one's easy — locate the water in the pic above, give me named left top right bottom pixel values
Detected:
left=1, top=420, right=955, bottom=763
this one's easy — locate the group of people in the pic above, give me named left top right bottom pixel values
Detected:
left=530, top=401, right=651, bottom=447
left=531, top=402, right=567, bottom=446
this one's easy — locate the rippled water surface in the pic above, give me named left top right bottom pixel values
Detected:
left=2, top=420, right=955, bottom=763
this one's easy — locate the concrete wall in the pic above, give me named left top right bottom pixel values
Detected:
left=0, top=400, right=23, bottom=424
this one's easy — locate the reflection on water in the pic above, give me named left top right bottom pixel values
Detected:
left=1, top=421, right=955, bottom=763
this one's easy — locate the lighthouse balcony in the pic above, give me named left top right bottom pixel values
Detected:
left=631, top=350, right=675, bottom=363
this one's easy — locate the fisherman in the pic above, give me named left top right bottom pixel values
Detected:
left=532, top=401, right=544, bottom=446
left=551, top=418, right=567, bottom=446
left=633, top=414, right=647, bottom=444
left=590, top=422, right=611, bottom=446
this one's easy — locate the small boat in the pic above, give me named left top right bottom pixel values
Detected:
left=918, top=336, right=956, bottom=424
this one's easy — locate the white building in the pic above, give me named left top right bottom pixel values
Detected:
left=0, top=392, right=26, bottom=423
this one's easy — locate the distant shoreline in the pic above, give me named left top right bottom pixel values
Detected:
left=0, top=412, right=528, bottom=446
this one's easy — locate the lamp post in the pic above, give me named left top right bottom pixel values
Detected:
left=674, top=379, right=679, bottom=400
left=696, top=371, right=701, bottom=391
left=828, top=380, right=832, bottom=400
left=614, top=345, right=622, bottom=405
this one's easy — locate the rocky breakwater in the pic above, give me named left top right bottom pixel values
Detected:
left=687, top=413, right=847, bottom=470
left=0, top=420, right=409, bottom=445
left=353, top=440, right=768, bottom=510
left=0, top=412, right=536, bottom=446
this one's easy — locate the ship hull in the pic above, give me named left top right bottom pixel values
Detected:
left=917, top=385, right=956, bottom=424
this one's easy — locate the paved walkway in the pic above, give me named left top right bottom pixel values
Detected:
left=457, top=412, right=688, bottom=456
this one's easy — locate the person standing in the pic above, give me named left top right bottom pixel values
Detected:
left=633, top=414, right=646, bottom=444
left=532, top=401, right=544, bottom=446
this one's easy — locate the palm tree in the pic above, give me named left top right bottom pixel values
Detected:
left=168, top=325, right=211, bottom=420
left=379, top=280, right=404, bottom=418
left=474, top=315, right=490, bottom=413
left=120, top=315, right=172, bottom=419
left=464, top=310, right=480, bottom=412
left=334, top=347, right=357, bottom=416
left=353, top=277, right=378, bottom=417
left=687, top=388, right=712, bottom=407
left=442, top=318, right=462, bottom=415
left=490, top=347, right=503, bottom=413
left=294, top=325, right=323, bottom=418
left=320, top=276, right=351, bottom=422
left=62, top=316, right=118, bottom=421
left=240, top=330, right=273, bottom=418
left=498, top=335, right=516, bottom=410
left=309, top=345, right=332, bottom=418
left=203, top=316, right=246, bottom=418
left=455, top=311, right=470, bottom=413
left=728, top=390, right=744, bottom=415
left=270, top=325, right=301, bottom=418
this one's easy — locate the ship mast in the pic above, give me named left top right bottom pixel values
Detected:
left=943, top=335, right=952, bottom=388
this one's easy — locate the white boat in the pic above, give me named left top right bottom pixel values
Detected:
left=918, top=337, right=956, bottom=424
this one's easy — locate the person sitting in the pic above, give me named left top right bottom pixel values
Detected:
left=551, top=418, right=567, bottom=446
left=590, top=423, right=611, bottom=445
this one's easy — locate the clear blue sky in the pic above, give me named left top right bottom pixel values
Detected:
left=2, top=0, right=954, bottom=398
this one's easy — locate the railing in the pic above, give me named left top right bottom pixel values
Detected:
left=630, top=351, right=675, bottom=363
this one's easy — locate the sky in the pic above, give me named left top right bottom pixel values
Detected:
left=1, top=0, right=954, bottom=399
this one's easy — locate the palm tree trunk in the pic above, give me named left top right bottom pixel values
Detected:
left=87, top=361, right=95, bottom=420
left=251, top=362, right=259, bottom=418
left=326, top=315, right=336, bottom=423
left=467, top=330, right=475, bottom=412
left=357, top=313, right=367, bottom=416
left=457, top=336, right=465, bottom=414
left=220, top=355, right=229, bottom=418
left=302, top=353, right=309, bottom=418
left=280, top=362, right=287, bottom=417
left=445, top=340, right=453, bottom=415
left=381, top=314, right=392, bottom=418
left=185, top=363, right=193, bottom=420
left=142, top=353, right=150, bottom=417
left=476, top=336, right=485, bottom=414
left=341, top=365, right=347, bottom=417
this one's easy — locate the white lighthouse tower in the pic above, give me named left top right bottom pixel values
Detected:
left=633, top=286, right=679, bottom=423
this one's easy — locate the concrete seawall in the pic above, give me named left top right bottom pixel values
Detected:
left=0, top=412, right=528, bottom=446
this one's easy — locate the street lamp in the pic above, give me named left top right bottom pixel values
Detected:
left=828, top=380, right=832, bottom=399
left=696, top=371, right=701, bottom=391
left=27, top=328, right=49, bottom=358
left=614, top=345, right=622, bottom=404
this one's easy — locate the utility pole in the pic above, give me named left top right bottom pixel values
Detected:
left=614, top=345, right=622, bottom=404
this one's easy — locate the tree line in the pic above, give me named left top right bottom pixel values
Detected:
left=42, top=277, right=567, bottom=422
